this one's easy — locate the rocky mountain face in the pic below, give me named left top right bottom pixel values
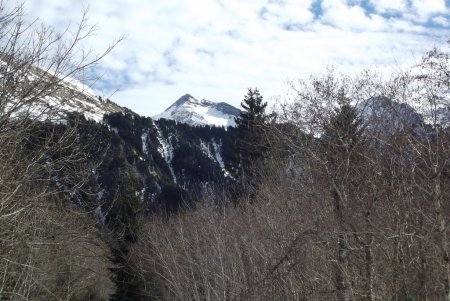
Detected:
left=103, top=110, right=235, bottom=211
left=357, top=96, right=449, bottom=131
left=25, top=110, right=237, bottom=251
left=153, top=94, right=241, bottom=127
left=9, top=69, right=239, bottom=233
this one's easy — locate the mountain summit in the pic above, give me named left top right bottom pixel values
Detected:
left=153, top=94, right=241, bottom=127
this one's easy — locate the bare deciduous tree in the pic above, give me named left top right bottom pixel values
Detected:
left=0, top=1, right=120, bottom=300
left=130, top=42, right=449, bottom=301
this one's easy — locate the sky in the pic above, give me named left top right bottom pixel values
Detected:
left=21, top=0, right=450, bottom=117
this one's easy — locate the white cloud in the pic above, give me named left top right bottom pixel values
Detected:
left=320, top=1, right=389, bottom=31
left=369, top=0, right=408, bottom=13
left=260, top=0, right=315, bottom=27
left=411, top=0, right=447, bottom=20
left=433, top=15, right=450, bottom=26
left=17, top=0, right=450, bottom=116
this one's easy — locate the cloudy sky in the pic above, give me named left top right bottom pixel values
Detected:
left=23, top=0, right=449, bottom=116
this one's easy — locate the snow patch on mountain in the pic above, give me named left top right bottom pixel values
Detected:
left=199, top=139, right=232, bottom=178
left=212, top=140, right=232, bottom=178
left=153, top=94, right=241, bottom=127
left=200, top=140, right=214, bottom=160
left=60, top=75, right=96, bottom=98
left=141, top=130, right=149, bottom=156
left=155, top=124, right=177, bottom=183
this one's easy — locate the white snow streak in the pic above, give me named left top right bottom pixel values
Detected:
left=155, top=125, right=177, bottom=183
left=199, top=139, right=232, bottom=178
left=141, top=130, right=149, bottom=156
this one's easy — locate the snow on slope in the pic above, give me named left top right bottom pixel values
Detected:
left=199, top=138, right=232, bottom=178
left=141, top=130, right=149, bottom=156
left=4, top=62, right=122, bottom=123
left=39, top=74, right=122, bottom=122
left=153, top=94, right=241, bottom=127
left=154, top=123, right=177, bottom=183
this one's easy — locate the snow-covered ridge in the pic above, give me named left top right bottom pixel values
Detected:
left=60, top=75, right=96, bottom=98
left=3, top=62, right=122, bottom=123
left=39, top=70, right=123, bottom=122
left=153, top=94, right=241, bottom=127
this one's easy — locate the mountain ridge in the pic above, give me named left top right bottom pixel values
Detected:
left=153, top=94, right=241, bottom=127
left=6, top=62, right=124, bottom=123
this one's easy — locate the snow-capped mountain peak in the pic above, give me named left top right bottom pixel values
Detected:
left=153, top=94, right=241, bottom=127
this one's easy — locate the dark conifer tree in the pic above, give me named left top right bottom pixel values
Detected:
left=320, top=94, right=368, bottom=301
left=232, top=88, right=269, bottom=180
left=236, top=88, right=268, bottom=129
left=322, top=99, right=366, bottom=174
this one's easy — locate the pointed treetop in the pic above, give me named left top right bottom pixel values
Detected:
left=237, top=88, right=268, bottom=126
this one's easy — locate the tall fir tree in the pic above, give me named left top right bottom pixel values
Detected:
left=322, top=101, right=366, bottom=174
left=232, top=88, right=269, bottom=180
left=236, top=88, right=268, bottom=129
left=321, top=96, right=368, bottom=301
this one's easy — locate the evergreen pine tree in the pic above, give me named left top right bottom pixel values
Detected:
left=321, top=96, right=367, bottom=301
left=233, top=88, right=269, bottom=179
left=236, top=88, right=268, bottom=129
left=322, top=100, right=366, bottom=174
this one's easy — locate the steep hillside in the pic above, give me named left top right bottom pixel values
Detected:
left=95, top=110, right=235, bottom=215
left=2, top=62, right=123, bottom=122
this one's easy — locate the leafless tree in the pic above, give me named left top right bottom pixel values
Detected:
left=0, top=1, right=120, bottom=300
left=130, top=42, right=449, bottom=301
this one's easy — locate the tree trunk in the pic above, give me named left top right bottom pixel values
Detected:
left=332, top=186, right=349, bottom=301
left=434, top=174, right=450, bottom=300
left=364, top=241, right=375, bottom=301
left=335, top=233, right=348, bottom=301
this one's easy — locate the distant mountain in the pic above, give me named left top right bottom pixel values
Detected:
left=356, top=96, right=425, bottom=135
left=357, top=96, right=449, bottom=132
left=153, top=94, right=241, bottom=127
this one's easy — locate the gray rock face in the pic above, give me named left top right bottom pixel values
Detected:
left=356, top=96, right=425, bottom=135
